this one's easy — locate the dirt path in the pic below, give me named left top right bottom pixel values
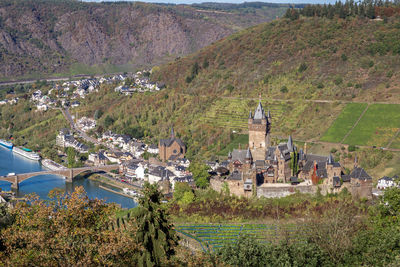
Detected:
left=387, top=128, right=400, bottom=149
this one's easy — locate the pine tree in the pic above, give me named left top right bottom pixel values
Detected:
left=135, top=182, right=179, bottom=267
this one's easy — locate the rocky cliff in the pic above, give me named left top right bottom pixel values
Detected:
left=0, top=0, right=285, bottom=79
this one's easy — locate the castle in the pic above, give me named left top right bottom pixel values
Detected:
left=219, top=100, right=372, bottom=198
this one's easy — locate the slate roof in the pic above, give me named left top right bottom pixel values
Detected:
left=231, top=149, right=248, bottom=163
left=350, top=167, right=372, bottom=180
left=159, top=137, right=185, bottom=148
left=228, top=170, right=242, bottom=180
left=342, top=175, right=350, bottom=182
left=253, top=101, right=265, bottom=120
left=246, top=147, right=252, bottom=159
left=379, top=176, right=393, bottom=181
left=266, top=147, right=276, bottom=161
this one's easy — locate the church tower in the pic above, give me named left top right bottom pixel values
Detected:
left=248, top=99, right=271, bottom=161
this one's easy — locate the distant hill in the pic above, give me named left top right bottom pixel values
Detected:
left=0, top=0, right=286, bottom=79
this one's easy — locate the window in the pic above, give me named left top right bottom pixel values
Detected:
left=173, top=149, right=177, bottom=154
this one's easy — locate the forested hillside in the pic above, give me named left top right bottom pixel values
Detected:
left=0, top=0, right=286, bottom=79
left=152, top=15, right=400, bottom=103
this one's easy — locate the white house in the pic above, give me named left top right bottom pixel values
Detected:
left=148, top=165, right=175, bottom=185
left=147, top=144, right=159, bottom=154
left=377, top=176, right=397, bottom=189
left=36, top=104, right=48, bottom=111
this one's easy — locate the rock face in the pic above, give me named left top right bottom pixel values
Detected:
left=0, top=1, right=282, bottom=78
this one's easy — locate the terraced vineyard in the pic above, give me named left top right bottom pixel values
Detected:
left=198, top=98, right=286, bottom=132
left=176, top=224, right=304, bottom=252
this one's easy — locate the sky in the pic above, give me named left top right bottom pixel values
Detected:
left=84, top=0, right=337, bottom=4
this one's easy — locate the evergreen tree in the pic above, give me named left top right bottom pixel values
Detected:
left=135, top=182, right=179, bottom=267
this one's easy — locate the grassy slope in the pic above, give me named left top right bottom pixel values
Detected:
left=344, top=104, right=400, bottom=147
left=320, top=103, right=368, bottom=143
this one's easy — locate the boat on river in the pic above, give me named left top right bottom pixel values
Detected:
left=13, top=147, right=41, bottom=161
left=0, top=139, right=13, bottom=149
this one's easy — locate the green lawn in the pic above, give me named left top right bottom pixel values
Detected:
left=344, top=104, right=400, bottom=147
left=320, top=103, right=368, bottom=143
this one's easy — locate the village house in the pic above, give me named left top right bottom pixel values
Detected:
left=377, top=175, right=398, bottom=189
left=147, top=144, right=159, bottom=154
left=56, top=128, right=89, bottom=153
left=88, top=151, right=108, bottom=166
left=158, top=127, right=186, bottom=162
left=77, top=117, right=96, bottom=132
left=148, top=165, right=175, bottom=184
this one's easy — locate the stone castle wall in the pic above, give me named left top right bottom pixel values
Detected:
left=256, top=185, right=317, bottom=198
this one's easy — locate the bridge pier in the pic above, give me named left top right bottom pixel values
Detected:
left=11, top=176, right=19, bottom=191
left=66, top=169, right=73, bottom=183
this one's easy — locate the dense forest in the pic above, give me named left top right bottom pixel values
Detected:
left=285, top=0, right=400, bottom=20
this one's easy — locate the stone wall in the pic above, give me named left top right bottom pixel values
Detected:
left=257, top=185, right=317, bottom=198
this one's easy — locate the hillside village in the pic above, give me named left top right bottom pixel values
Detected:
left=0, top=70, right=163, bottom=112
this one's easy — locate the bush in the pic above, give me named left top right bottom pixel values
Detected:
left=298, top=62, right=308, bottom=72
left=348, top=145, right=356, bottom=152
left=330, top=148, right=337, bottom=153
left=334, top=77, right=343, bottom=85
left=341, top=53, right=348, bottom=61
left=280, top=86, right=288, bottom=93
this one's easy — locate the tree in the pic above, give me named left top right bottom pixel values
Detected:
left=134, top=182, right=179, bottom=266
left=180, top=191, right=195, bottom=205
left=188, top=162, right=211, bottom=189
left=173, top=182, right=193, bottom=202
left=103, top=115, right=114, bottom=128
left=66, top=147, right=77, bottom=168
left=0, top=187, right=140, bottom=265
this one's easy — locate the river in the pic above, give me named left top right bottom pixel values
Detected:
left=0, top=145, right=137, bottom=209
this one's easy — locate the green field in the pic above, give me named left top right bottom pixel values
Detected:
left=320, top=103, right=368, bottom=143
left=344, top=104, right=400, bottom=147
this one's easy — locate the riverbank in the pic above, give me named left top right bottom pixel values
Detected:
left=98, top=185, right=138, bottom=201
left=88, top=174, right=142, bottom=192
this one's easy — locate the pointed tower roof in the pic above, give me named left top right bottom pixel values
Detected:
left=328, top=154, right=334, bottom=164
left=253, top=100, right=265, bottom=120
left=267, top=109, right=271, bottom=118
left=287, top=135, right=293, bottom=152
left=245, top=147, right=252, bottom=159
left=248, top=111, right=252, bottom=119
left=170, top=127, right=175, bottom=138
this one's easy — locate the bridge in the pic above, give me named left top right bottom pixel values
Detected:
left=0, top=165, right=119, bottom=190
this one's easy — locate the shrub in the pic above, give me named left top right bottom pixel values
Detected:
left=341, top=53, right=348, bottom=61
left=334, top=77, right=343, bottom=85
left=330, top=148, right=337, bottom=153
left=298, top=62, right=308, bottom=72
left=280, top=86, right=288, bottom=93
left=348, top=145, right=356, bottom=152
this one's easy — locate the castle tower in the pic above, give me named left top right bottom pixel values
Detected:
left=248, top=98, right=271, bottom=161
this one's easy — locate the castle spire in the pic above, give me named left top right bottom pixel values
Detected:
left=287, top=135, right=293, bottom=152
left=246, top=147, right=252, bottom=160
left=328, top=153, right=334, bottom=164
left=248, top=111, right=252, bottom=119
left=170, top=126, right=175, bottom=138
